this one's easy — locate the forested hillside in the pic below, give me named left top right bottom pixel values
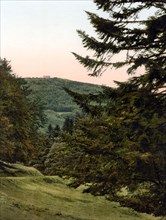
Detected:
left=25, top=77, right=102, bottom=132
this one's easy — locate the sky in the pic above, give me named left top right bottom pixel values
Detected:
left=1, top=0, right=130, bottom=86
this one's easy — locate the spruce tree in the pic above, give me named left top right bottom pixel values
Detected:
left=73, top=0, right=166, bottom=89
left=62, top=116, right=74, bottom=134
left=57, top=0, right=166, bottom=216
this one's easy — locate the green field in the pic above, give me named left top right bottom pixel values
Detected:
left=0, top=173, right=162, bottom=220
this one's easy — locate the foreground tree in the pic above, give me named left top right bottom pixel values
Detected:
left=0, top=58, right=46, bottom=163
left=54, top=0, right=166, bottom=216
left=73, top=0, right=166, bottom=90
left=62, top=80, right=166, bottom=215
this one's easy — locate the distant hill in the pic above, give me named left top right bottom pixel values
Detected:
left=25, top=77, right=102, bottom=133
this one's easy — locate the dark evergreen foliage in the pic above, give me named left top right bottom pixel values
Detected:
left=0, top=58, right=46, bottom=163
left=62, top=116, right=74, bottom=134
left=52, top=0, right=166, bottom=216
left=73, top=0, right=166, bottom=91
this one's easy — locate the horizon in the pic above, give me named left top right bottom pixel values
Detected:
left=1, top=0, right=130, bottom=87
left=19, top=75, right=110, bottom=87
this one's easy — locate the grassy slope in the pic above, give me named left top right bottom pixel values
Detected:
left=0, top=175, right=161, bottom=220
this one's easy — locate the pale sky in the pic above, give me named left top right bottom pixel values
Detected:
left=1, top=0, right=130, bottom=86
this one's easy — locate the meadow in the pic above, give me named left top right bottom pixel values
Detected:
left=0, top=162, right=162, bottom=220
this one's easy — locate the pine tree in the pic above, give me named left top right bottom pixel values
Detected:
left=53, top=125, right=61, bottom=137
left=73, top=0, right=166, bottom=90
left=57, top=1, right=166, bottom=216
left=62, top=116, right=74, bottom=134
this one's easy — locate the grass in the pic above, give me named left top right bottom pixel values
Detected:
left=0, top=175, right=162, bottom=220
left=0, top=161, right=43, bottom=177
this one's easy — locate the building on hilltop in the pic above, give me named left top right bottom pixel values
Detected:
left=43, top=75, right=51, bottom=78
